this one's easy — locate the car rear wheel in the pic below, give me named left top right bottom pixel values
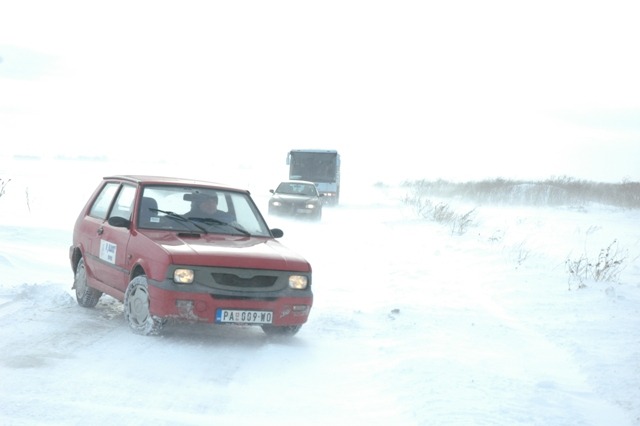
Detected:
left=261, top=324, right=302, bottom=336
left=74, top=258, right=102, bottom=308
left=124, top=275, right=164, bottom=335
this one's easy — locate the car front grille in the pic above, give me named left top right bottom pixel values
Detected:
left=278, top=200, right=308, bottom=211
left=211, top=273, right=277, bottom=288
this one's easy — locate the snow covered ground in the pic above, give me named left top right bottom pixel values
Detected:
left=1, top=159, right=639, bottom=425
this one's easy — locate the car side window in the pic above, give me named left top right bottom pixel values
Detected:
left=109, top=184, right=136, bottom=220
left=89, top=182, right=120, bottom=220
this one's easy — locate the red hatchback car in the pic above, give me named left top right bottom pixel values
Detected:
left=69, top=175, right=313, bottom=336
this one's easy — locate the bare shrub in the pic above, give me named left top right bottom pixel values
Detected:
left=402, top=190, right=477, bottom=235
left=402, top=193, right=433, bottom=219
left=451, top=208, right=477, bottom=236
left=591, top=240, right=627, bottom=282
left=0, top=178, right=10, bottom=200
left=432, top=202, right=455, bottom=223
left=25, top=187, right=31, bottom=213
left=511, top=241, right=530, bottom=267
left=565, top=239, right=627, bottom=289
left=565, top=254, right=590, bottom=289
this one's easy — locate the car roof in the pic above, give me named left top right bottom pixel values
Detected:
left=289, top=149, right=338, bottom=154
left=103, top=175, right=249, bottom=194
left=278, top=180, right=317, bottom=185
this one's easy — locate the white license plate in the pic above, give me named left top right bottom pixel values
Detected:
left=216, top=309, right=273, bottom=324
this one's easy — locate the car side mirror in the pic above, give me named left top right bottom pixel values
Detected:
left=270, top=228, right=284, bottom=238
left=269, top=189, right=275, bottom=194
left=108, top=216, right=131, bottom=229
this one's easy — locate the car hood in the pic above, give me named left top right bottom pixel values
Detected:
left=141, top=231, right=311, bottom=272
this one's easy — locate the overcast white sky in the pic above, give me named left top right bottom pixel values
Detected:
left=1, top=1, right=639, bottom=183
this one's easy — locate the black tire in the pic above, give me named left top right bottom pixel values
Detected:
left=124, top=275, right=164, bottom=335
left=261, top=324, right=302, bottom=336
left=74, top=258, right=102, bottom=308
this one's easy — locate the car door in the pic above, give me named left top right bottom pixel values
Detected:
left=92, top=183, right=137, bottom=294
left=82, top=181, right=121, bottom=289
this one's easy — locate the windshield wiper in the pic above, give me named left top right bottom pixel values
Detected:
left=151, top=208, right=208, bottom=234
left=190, top=217, right=225, bottom=225
left=228, top=223, right=250, bottom=236
left=191, top=218, right=251, bottom=236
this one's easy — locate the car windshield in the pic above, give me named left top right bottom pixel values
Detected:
left=276, top=182, right=317, bottom=196
left=138, top=185, right=271, bottom=237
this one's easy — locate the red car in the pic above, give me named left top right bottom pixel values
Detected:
left=69, top=175, right=313, bottom=336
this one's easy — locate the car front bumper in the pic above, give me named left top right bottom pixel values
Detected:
left=269, top=204, right=320, bottom=217
left=147, top=284, right=313, bottom=326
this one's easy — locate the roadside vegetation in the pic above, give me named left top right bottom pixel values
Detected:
left=401, top=177, right=639, bottom=287
left=401, top=176, right=640, bottom=209
left=401, top=194, right=477, bottom=236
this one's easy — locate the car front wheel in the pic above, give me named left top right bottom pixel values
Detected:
left=124, top=275, right=164, bottom=335
left=74, top=258, right=102, bottom=308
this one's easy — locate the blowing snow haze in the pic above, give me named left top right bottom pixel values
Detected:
left=1, top=1, right=640, bottom=183
left=1, top=3, right=640, bottom=424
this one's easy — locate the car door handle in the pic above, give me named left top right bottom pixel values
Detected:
left=97, top=227, right=104, bottom=235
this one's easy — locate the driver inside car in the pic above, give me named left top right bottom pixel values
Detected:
left=185, top=193, right=233, bottom=223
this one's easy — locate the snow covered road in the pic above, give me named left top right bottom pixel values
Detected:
left=1, top=194, right=639, bottom=425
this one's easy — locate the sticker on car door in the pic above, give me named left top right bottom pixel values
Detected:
left=99, top=240, right=117, bottom=264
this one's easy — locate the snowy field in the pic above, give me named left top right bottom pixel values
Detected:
left=0, top=158, right=639, bottom=425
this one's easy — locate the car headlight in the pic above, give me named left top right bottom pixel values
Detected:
left=288, top=275, right=308, bottom=289
left=271, top=201, right=282, bottom=207
left=174, top=268, right=194, bottom=284
left=305, top=203, right=317, bottom=209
